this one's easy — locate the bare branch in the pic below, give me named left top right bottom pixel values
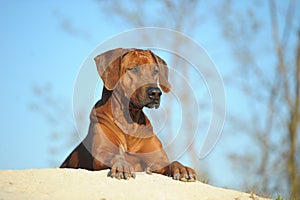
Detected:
left=269, top=0, right=292, bottom=108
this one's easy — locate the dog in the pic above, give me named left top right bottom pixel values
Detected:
left=60, top=48, right=197, bottom=181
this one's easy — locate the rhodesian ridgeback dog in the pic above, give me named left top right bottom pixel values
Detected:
left=60, top=48, right=197, bottom=181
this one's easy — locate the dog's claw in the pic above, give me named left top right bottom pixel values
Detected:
left=180, top=173, right=188, bottom=182
left=189, top=173, right=197, bottom=180
left=132, top=172, right=136, bottom=179
left=145, top=167, right=153, bottom=175
left=110, top=173, right=115, bottom=178
left=124, top=173, right=129, bottom=180
left=184, top=174, right=189, bottom=179
left=173, top=173, right=180, bottom=180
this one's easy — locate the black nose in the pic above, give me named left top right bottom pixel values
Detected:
left=147, top=87, right=162, bottom=100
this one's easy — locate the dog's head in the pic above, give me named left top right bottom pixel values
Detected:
left=94, top=48, right=171, bottom=109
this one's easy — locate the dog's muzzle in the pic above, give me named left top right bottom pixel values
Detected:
left=146, top=87, right=162, bottom=109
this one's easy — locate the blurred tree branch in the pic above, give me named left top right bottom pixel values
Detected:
left=216, top=0, right=299, bottom=197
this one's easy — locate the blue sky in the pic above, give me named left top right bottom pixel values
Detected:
left=0, top=0, right=298, bottom=194
left=0, top=1, right=100, bottom=168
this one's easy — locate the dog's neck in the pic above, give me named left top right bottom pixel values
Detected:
left=128, top=105, right=146, bottom=124
left=92, top=87, right=154, bottom=138
left=104, top=86, right=153, bottom=138
left=110, top=87, right=146, bottom=125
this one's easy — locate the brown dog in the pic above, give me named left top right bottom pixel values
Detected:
left=60, top=48, right=197, bottom=181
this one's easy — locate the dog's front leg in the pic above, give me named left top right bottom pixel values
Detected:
left=93, top=144, right=137, bottom=180
left=161, top=161, right=197, bottom=182
left=92, top=124, right=137, bottom=179
left=143, top=150, right=197, bottom=182
left=108, top=146, right=138, bottom=180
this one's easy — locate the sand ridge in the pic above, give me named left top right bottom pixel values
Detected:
left=0, top=168, right=271, bottom=200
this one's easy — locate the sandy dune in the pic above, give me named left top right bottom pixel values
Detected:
left=0, top=168, right=271, bottom=200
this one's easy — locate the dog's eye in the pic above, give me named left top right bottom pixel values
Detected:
left=153, top=69, right=159, bottom=75
left=128, top=67, right=139, bottom=73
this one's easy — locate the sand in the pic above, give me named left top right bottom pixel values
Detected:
left=0, top=168, right=271, bottom=200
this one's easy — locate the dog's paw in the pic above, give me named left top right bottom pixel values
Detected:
left=168, top=161, right=197, bottom=182
left=108, top=161, right=136, bottom=180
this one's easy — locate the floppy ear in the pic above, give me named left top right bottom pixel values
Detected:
left=150, top=51, right=171, bottom=93
left=94, top=48, right=129, bottom=91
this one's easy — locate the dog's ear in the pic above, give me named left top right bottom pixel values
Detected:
left=150, top=51, right=171, bottom=93
left=94, top=48, right=129, bottom=91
